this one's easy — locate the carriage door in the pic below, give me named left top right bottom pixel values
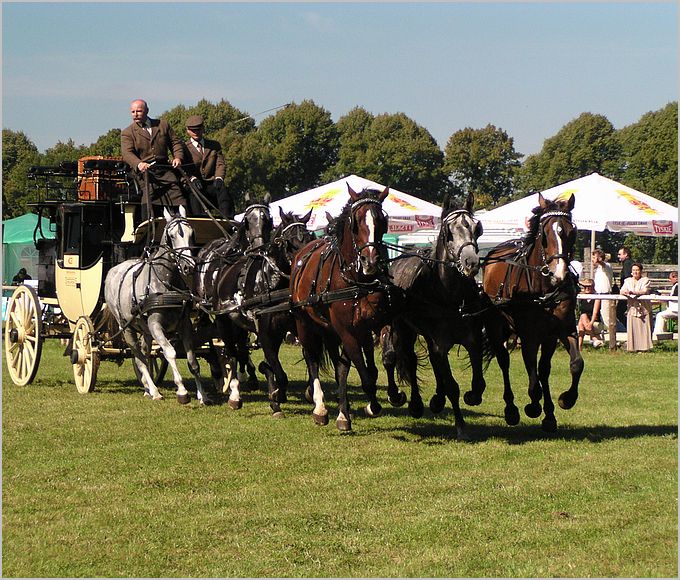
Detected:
left=55, top=203, right=107, bottom=326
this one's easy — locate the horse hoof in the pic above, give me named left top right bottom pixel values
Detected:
left=524, top=403, right=542, bottom=419
left=463, top=390, right=482, bottom=406
left=177, top=393, right=191, bottom=405
left=505, top=405, right=521, bottom=426
left=408, top=400, right=424, bottom=419
left=541, top=416, right=558, bottom=433
left=429, top=394, right=445, bottom=415
left=558, top=392, right=577, bottom=410
left=312, top=412, right=329, bottom=426
left=228, top=399, right=243, bottom=410
left=388, top=391, right=407, bottom=407
left=272, top=411, right=285, bottom=419
left=305, top=386, right=315, bottom=404
left=365, top=402, right=382, bottom=418
left=336, top=418, right=352, bottom=432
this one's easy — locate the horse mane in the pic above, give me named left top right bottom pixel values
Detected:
left=522, top=196, right=572, bottom=246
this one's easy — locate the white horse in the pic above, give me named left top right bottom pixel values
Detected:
left=104, top=206, right=214, bottom=404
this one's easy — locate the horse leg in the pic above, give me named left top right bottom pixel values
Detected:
left=126, top=328, right=163, bottom=400
left=425, top=336, right=449, bottom=415
left=182, top=321, right=219, bottom=406
left=380, top=325, right=407, bottom=407
left=558, top=333, right=584, bottom=411
left=496, top=339, right=519, bottom=426
left=147, top=313, right=190, bottom=405
left=298, top=324, right=328, bottom=426
left=394, top=324, right=424, bottom=418
left=430, top=346, right=468, bottom=439
left=359, top=338, right=383, bottom=418
left=462, top=320, right=488, bottom=406
left=258, top=319, right=288, bottom=417
left=330, top=345, right=353, bottom=432
left=520, top=339, right=542, bottom=419
left=538, top=337, right=558, bottom=432
left=216, top=316, right=242, bottom=408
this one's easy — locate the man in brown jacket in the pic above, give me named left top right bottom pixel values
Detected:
left=183, top=115, right=234, bottom=219
left=121, top=99, right=186, bottom=219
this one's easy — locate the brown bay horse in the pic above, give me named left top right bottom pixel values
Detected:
left=481, top=193, right=583, bottom=432
left=289, top=184, right=394, bottom=432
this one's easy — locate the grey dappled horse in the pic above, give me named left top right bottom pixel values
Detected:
left=104, top=206, right=213, bottom=404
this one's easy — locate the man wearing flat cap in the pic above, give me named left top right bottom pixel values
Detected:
left=121, top=99, right=187, bottom=219
left=183, top=115, right=234, bottom=219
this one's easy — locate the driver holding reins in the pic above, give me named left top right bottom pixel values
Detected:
left=121, top=99, right=187, bottom=220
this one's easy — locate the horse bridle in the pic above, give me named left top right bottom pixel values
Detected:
left=537, top=210, right=574, bottom=276
left=243, top=203, right=272, bottom=252
left=160, top=215, right=195, bottom=273
left=349, top=197, right=388, bottom=256
left=441, top=209, right=480, bottom=273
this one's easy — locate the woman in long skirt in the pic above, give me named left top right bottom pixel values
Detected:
left=621, top=262, right=653, bottom=352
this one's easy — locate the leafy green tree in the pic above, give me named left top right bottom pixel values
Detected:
left=2, top=130, right=39, bottom=217
left=251, top=100, right=339, bottom=200
left=517, top=113, right=622, bottom=195
left=443, top=124, right=522, bottom=209
left=88, top=129, right=122, bottom=157
left=323, top=106, right=374, bottom=181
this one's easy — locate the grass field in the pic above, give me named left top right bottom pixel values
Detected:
left=2, top=340, right=678, bottom=577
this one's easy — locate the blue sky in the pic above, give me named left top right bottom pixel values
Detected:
left=2, top=2, right=677, bottom=157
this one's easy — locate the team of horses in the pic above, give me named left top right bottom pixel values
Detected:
left=103, top=183, right=583, bottom=436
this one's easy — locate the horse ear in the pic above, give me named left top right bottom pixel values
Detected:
left=263, top=192, right=272, bottom=205
left=538, top=192, right=548, bottom=209
left=325, top=211, right=333, bottom=223
left=179, top=205, right=187, bottom=218
left=279, top=206, right=286, bottom=220
left=378, top=186, right=389, bottom=203
left=163, top=207, right=172, bottom=222
left=465, top=191, right=475, bottom=213
left=301, top=209, right=313, bottom=224
left=244, top=192, right=251, bottom=204
left=347, top=183, right=359, bottom=202
left=566, top=193, right=575, bottom=212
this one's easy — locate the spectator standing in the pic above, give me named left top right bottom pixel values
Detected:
left=616, top=246, right=634, bottom=327
left=577, top=278, right=604, bottom=348
left=591, top=249, right=614, bottom=331
left=121, top=99, right=186, bottom=219
left=182, top=115, right=234, bottom=219
left=653, top=271, right=678, bottom=337
left=621, top=262, right=653, bottom=352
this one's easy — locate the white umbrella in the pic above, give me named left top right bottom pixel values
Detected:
left=478, top=172, right=678, bottom=241
left=239, top=175, right=442, bottom=234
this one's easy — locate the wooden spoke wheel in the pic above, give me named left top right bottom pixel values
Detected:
left=71, top=316, right=99, bottom=394
left=132, top=352, right=168, bottom=388
left=4, top=284, right=43, bottom=386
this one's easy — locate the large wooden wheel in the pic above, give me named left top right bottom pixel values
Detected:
left=71, top=316, right=99, bottom=394
left=4, top=284, right=43, bottom=386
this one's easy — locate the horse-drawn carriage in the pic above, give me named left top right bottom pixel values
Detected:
left=5, top=158, right=585, bottom=434
left=3, top=156, right=233, bottom=394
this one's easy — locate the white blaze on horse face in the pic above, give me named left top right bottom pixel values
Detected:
left=551, top=221, right=567, bottom=281
left=361, top=209, right=377, bottom=275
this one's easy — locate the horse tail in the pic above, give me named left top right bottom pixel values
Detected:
left=393, top=328, right=428, bottom=387
left=479, top=296, right=515, bottom=367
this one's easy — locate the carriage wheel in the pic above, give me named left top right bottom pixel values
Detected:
left=132, top=353, right=168, bottom=388
left=72, top=316, right=99, bottom=394
left=4, top=284, right=43, bottom=386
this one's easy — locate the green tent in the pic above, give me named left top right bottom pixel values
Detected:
left=2, top=213, right=55, bottom=285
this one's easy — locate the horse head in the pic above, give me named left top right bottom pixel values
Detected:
left=439, top=191, right=483, bottom=277
left=162, top=206, right=195, bottom=277
left=242, top=193, right=273, bottom=251
left=274, top=207, right=315, bottom=260
left=347, top=184, right=389, bottom=277
left=533, top=192, right=577, bottom=284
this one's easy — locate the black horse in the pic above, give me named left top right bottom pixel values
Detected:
left=381, top=192, right=486, bottom=439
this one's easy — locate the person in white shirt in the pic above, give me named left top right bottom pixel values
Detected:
left=653, top=271, right=678, bottom=336
left=591, top=249, right=614, bottom=330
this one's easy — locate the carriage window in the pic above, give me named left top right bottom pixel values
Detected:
left=81, top=206, right=107, bottom=268
left=62, top=211, right=81, bottom=255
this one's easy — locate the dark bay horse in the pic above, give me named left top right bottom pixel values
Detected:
left=193, top=201, right=274, bottom=407
left=481, top=192, right=583, bottom=432
left=381, top=192, right=486, bottom=439
left=290, top=184, right=394, bottom=432
left=247, top=208, right=315, bottom=418
left=104, top=206, right=214, bottom=403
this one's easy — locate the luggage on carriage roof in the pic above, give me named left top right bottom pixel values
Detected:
left=77, top=155, right=129, bottom=201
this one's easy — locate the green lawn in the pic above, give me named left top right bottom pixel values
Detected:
left=3, top=340, right=678, bottom=577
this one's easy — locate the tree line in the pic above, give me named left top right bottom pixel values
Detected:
left=2, top=99, right=677, bottom=262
